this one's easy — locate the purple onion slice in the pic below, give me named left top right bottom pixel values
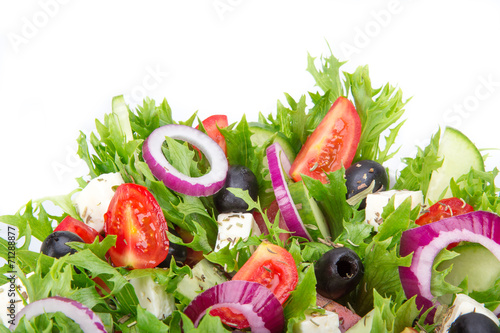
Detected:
left=266, top=142, right=311, bottom=240
left=399, top=211, right=500, bottom=322
left=142, top=124, right=228, bottom=197
left=183, top=280, right=284, bottom=333
left=9, top=296, right=106, bottom=332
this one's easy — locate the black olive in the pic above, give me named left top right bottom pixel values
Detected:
left=449, top=312, right=500, bottom=333
left=314, top=247, right=364, bottom=300
left=40, top=231, right=84, bottom=259
left=156, top=229, right=188, bottom=268
left=214, top=165, right=259, bottom=214
left=345, top=160, right=388, bottom=209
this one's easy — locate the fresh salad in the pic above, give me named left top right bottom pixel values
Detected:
left=1, top=52, right=500, bottom=333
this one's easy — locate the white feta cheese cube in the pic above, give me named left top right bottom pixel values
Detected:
left=73, top=172, right=124, bottom=233
left=129, top=275, right=176, bottom=320
left=365, top=190, right=423, bottom=231
left=215, top=212, right=261, bottom=252
left=440, top=294, right=499, bottom=332
left=293, top=311, right=341, bottom=333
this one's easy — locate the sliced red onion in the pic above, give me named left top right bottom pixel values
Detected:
left=143, top=124, right=228, bottom=197
left=9, top=296, right=106, bottom=332
left=399, top=211, right=500, bottom=322
left=266, top=142, right=312, bottom=241
left=183, top=280, right=284, bottom=333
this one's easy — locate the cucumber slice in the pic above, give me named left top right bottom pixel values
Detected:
left=436, top=242, right=500, bottom=304
left=426, top=127, right=484, bottom=204
left=249, top=122, right=296, bottom=162
left=288, top=181, right=330, bottom=241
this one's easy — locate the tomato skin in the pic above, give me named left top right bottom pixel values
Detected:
left=289, top=96, right=361, bottom=183
left=54, top=216, right=102, bottom=244
left=195, top=114, right=228, bottom=155
left=211, top=242, right=298, bottom=329
left=416, top=197, right=474, bottom=226
left=104, top=183, right=169, bottom=269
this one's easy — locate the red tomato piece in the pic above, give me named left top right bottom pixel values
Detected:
left=211, top=242, right=298, bottom=329
left=54, top=216, right=101, bottom=244
left=289, top=96, right=361, bottom=183
left=195, top=114, right=228, bottom=156
left=416, top=197, right=474, bottom=226
left=416, top=197, right=474, bottom=250
left=104, top=183, right=169, bottom=269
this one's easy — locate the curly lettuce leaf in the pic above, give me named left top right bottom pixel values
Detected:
left=393, top=129, right=443, bottom=195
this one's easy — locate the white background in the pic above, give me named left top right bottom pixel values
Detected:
left=1, top=0, right=500, bottom=216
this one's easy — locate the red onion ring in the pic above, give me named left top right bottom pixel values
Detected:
left=266, top=142, right=312, bottom=240
left=399, top=211, right=500, bottom=322
left=9, top=296, right=106, bottom=332
left=142, top=124, right=228, bottom=197
left=183, top=280, right=284, bottom=333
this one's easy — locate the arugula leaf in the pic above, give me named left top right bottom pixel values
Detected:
left=345, top=65, right=408, bottom=164
left=136, top=305, right=169, bottom=333
left=301, top=168, right=355, bottom=240
left=369, top=290, right=420, bottom=333
left=393, top=129, right=443, bottom=195
left=306, top=52, right=346, bottom=104
left=283, top=264, right=317, bottom=332
left=347, top=199, right=414, bottom=316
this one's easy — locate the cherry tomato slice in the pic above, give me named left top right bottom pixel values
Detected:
left=289, top=96, right=361, bottom=183
left=416, top=197, right=474, bottom=250
left=104, top=183, right=169, bottom=269
left=416, top=197, right=474, bottom=226
left=54, top=216, right=101, bottom=244
left=195, top=114, right=228, bottom=156
left=211, top=242, right=298, bottom=329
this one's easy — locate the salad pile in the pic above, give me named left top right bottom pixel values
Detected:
left=1, top=52, right=500, bottom=333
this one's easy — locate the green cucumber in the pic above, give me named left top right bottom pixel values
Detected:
left=175, top=259, right=227, bottom=303
left=249, top=122, right=296, bottom=162
left=438, top=242, right=500, bottom=293
left=288, top=181, right=330, bottom=241
left=426, top=127, right=484, bottom=204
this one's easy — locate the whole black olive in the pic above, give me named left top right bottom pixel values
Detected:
left=214, top=165, right=259, bottom=213
left=345, top=160, right=388, bottom=209
left=315, top=247, right=364, bottom=300
left=157, top=229, right=188, bottom=268
left=40, top=231, right=84, bottom=258
left=449, top=312, right=500, bottom=333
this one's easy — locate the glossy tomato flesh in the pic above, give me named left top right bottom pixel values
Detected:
left=416, top=197, right=474, bottom=226
left=195, top=114, right=228, bottom=156
left=416, top=197, right=474, bottom=249
left=289, top=96, right=361, bottom=183
left=54, top=216, right=102, bottom=244
left=104, top=183, right=169, bottom=269
left=210, top=242, right=298, bottom=329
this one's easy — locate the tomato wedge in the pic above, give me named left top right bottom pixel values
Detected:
left=195, top=114, right=228, bottom=156
left=289, top=96, right=361, bottom=183
left=104, top=183, right=169, bottom=269
left=416, top=197, right=474, bottom=226
left=210, top=242, right=298, bottom=329
left=54, top=216, right=102, bottom=244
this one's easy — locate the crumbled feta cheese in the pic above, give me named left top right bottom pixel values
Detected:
left=293, top=311, right=341, bottom=333
left=440, top=294, right=499, bottom=332
left=129, top=275, right=175, bottom=320
left=73, top=172, right=124, bottom=233
left=214, top=212, right=261, bottom=252
left=365, top=190, right=423, bottom=231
